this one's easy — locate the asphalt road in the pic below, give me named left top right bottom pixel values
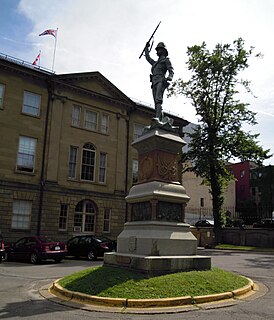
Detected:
left=0, top=250, right=273, bottom=319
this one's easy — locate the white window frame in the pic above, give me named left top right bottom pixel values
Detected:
left=72, top=105, right=81, bottom=126
left=101, top=113, right=109, bottom=134
left=59, top=203, right=68, bottom=231
left=16, top=136, right=37, bottom=173
left=84, top=109, right=98, bottom=131
left=81, top=143, right=96, bottom=181
left=12, top=200, right=32, bottom=230
left=68, top=146, right=78, bottom=179
left=0, top=83, right=5, bottom=109
left=22, top=91, right=41, bottom=116
left=103, top=208, right=111, bottom=233
left=132, top=159, right=138, bottom=184
left=74, top=200, right=96, bottom=233
left=99, top=152, right=107, bottom=183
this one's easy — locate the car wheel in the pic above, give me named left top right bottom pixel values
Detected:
left=30, top=252, right=40, bottom=264
left=54, top=258, right=62, bottom=263
left=87, top=250, right=96, bottom=261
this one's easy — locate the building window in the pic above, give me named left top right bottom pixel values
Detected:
left=200, top=198, right=204, bottom=207
left=103, top=208, right=111, bottom=233
left=59, top=204, right=68, bottom=231
left=99, top=153, right=107, bottom=183
left=101, top=114, right=109, bottom=134
left=240, top=170, right=245, bottom=178
left=72, top=105, right=81, bottom=126
left=81, top=143, right=95, bottom=181
left=132, top=159, right=138, bottom=184
left=133, top=123, right=145, bottom=140
left=12, top=200, right=31, bottom=229
left=84, top=110, right=98, bottom=130
left=68, top=146, right=78, bottom=179
left=22, top=91, right=41, bottom=116
left=16, top=136, right=37, bottom=173
left=74, top=200, right=96, bottom=233
left=0, top=83, right=5, bottom=108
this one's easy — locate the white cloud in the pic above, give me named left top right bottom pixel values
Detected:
left=12, top=0, right=274, bottom=163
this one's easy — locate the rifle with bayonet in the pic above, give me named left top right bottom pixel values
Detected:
left=139, top=21, right=161, bottom=59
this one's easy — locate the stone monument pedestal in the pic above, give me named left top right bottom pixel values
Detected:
left=104, top=124, right=211, bottom=274
left=104, top=221, right=210, bottom=274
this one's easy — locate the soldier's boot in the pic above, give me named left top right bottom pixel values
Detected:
left=155, top=104, right=163, bottom=120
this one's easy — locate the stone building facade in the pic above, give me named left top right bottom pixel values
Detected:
left=0, top=55, right=188, bottom=242
left=182, top=167, right=236, bottom=224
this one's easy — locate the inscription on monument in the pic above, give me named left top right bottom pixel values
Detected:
left=129, top=236, right=137, bottom=252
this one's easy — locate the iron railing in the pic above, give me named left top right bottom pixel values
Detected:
left=0, top=52, right=54, bottom=74
left=185, top=204, right=274, bottom=225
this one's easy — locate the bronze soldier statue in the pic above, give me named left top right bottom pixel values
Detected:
left=144, top=42, right=174, bottom=121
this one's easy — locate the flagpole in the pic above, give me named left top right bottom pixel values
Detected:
left=52, top=28, right=58, bottom=72
left=38, top=50, right=41, bottom=67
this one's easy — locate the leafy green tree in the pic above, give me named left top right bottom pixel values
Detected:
left=169, top=38, right=270, bottom=239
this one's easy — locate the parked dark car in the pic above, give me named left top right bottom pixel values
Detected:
left=5, top=236, right=67, bottom=264
left=225, top=218, right=245, bottom=229
left=253, top=218, right=274, bottom=228
left=0, top=235, right=5, bottom=263
left=195, top=219, right=214, bottom=228
left=67, top=235, right=117, bottom=260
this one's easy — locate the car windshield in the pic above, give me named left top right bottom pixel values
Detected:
left=38, top=236, right=55, bottom=243
left=94, top=236, right=110, bottom=243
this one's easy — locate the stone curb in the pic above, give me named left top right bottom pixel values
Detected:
left=49, top=277, right=254, bottom=309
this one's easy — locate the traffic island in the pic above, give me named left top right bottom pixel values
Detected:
left=43, top=277, right=256, bottom=313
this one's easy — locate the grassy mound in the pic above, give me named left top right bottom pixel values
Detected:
left=215, top=244, right=274, bottom=252
left=58, top=266, right=249, bottom=299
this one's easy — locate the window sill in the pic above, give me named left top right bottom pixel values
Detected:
left=67, top=178, right=107, bottom=186
left=71, top=124, right=109, bottom=136
left=21, top=112, right=41, bottom=119
left=15, top=170, right=36, bottom=176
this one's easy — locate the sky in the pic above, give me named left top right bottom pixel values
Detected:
left=1, top=0, right=274, bottom=164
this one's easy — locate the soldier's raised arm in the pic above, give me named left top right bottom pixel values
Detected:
left=144, top=42, right=155, bottom=65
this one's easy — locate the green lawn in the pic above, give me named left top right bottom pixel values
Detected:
left=58, top=266, right=249, bottom=299
left=215, top=244, right=274, bottom=252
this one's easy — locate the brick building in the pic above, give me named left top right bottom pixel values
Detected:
left=0, top=54, right=188, bottom=242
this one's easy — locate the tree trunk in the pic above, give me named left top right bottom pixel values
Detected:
left=210, top=164, right=223, bottom=244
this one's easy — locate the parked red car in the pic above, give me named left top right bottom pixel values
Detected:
left=5, top=236, right=67, bottom=264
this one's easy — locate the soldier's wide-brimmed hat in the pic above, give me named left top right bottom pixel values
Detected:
left=155, top=42, right=168, bottom=56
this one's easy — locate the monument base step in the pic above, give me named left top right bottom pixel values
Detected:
left=104, top=252, right=211, bottom=275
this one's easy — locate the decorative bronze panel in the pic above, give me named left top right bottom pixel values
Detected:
left=157, top=201, right=182, bottom=222
left=132, top=201, right=152, bottom=221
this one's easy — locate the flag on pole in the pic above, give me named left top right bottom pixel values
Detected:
left=32, top=51, right=41, bottom=65
left=38, top=27, right=58, bottom=71
left=39, top=29, right=57, bottom=38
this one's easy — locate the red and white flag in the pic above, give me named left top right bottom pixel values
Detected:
left=32, top=51, right=41, bottom=65
left=39, top=29, right=57, bottom=38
